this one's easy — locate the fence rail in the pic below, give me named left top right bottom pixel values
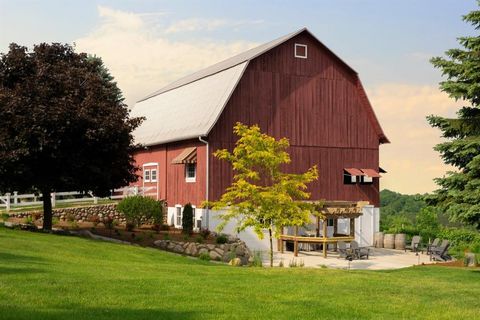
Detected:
left=0, top=186, right=156, bottom=212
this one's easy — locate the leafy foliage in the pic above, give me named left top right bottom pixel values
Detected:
left=181, top=203, right=194, bottom=235
left=117, top=195, right=164, bottom=228
left=426, top=5, right=480, bottom=229
left=204, top=123, right=319, bottom=267
left=0, top=43, right=143, bottom=230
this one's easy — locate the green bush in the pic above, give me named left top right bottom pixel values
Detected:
left=181, top=203, right=194, bottom=235
left=438, top=228, right=480, bottom=257
left=216, top=234, right=228, bottom=244
left=117, top=195, right=163, bottom=228
left=251, top=251, right=263, bottom=267
left=199, top=252, right=210, bottom=261
left=195, top=236, right=203, bottom=244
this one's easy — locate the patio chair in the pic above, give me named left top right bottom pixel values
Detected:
left=431, top=240, right=451, bottom=262
left=426, top=238, right=440, bottom=255
left=350, top=240, right=370, bottom=260
left=337, top=241, right=354, bottom=260
left=405, top=235, right=422, bottom=253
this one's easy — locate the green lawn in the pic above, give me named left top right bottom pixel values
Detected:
left=0, top=228, right=479, bottom=320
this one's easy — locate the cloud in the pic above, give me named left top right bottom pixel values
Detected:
left=164, top=18, right=264, bottom=34
left=75, top=6, right=259, bottom=107
left=367, top=83, right=462, bottom=194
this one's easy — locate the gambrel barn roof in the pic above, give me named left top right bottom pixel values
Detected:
left=131, top=28, right=389, bottom=146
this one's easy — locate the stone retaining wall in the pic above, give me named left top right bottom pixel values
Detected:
left=153, top=239, right=253, bottom=265
left=9, top=203, right=125, bottom=224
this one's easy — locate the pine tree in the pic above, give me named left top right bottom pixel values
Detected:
left=426, top=5, right=480, bottom=229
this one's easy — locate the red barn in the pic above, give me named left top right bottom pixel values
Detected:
left=131, top=28, right=389, bottom=248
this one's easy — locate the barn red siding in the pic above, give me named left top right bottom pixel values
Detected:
left=208, top=32, right=381, bottom=206
left=133, top=140, right=206, bottom=207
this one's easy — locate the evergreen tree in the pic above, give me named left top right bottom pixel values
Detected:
left=426, top=5, right=480, bottom=229
left=182, top=203, right=194, bottom=235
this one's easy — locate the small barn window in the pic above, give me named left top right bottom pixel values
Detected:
left=361, top=175, right=373, bottom=184
left=144, top=169, right=151, bottom=182
left=176, top=205, right=182, bottom=226
left=294, top=43, right=307, bottom=59
left=150, top=169, right=157, bottom=182
left=185, top=163, right=196, bottom=183
left=343, top=172, right=357, bottom=185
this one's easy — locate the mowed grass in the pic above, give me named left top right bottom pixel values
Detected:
left=0, top=228, right=479, bottom=320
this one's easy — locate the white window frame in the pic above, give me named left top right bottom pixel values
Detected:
left=294, top=43, right=308, bottom=59
left=144, top=169, right=151, bottom=182
left=362, top=175, right=373, bottom=183
left=150, top=169, right=157, bottom=182
left=185, top=163, right=196, bottom=183
left=175, top=205, right=182, bottom=227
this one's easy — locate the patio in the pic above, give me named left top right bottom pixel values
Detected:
left=266, top=247, right=433, bottom=270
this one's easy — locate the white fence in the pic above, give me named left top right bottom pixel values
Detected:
left=0, top=186, right=156, bottom=212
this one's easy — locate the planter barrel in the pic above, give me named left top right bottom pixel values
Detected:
left=383, top=234, right=395, bottom=249
left=374, top=232, right=384, bottom=248
left=394, top=233, right=406, bottom=250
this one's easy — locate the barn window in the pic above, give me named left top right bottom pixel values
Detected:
left=144, top=169, right=151, bottom=182
left=361, top=175, right=373, bottom=184
left=294, top=43, right=307, bottom=59
left=176, top=205, right=182, bottom=226
left=150, top=169, right=157, bottom=182
left=344, top=173, right=357, bottom=184
left=185, top=163, right=196, bottom=183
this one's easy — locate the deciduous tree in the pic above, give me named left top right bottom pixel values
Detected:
left=205, top=123, right=319, bottom=267
left=0, top=43, right=142, bottom=230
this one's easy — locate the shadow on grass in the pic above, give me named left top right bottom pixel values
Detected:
left=0, top=306, right=197, bottom=320
left=0, top=266, right=46, bottom=275
left=0, top=252, right=47, bottom=264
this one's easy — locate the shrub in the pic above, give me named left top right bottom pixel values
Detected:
left=199, top=252, right=211, bottom=261
left=69, top=221, right=79, bottom=230
left=216, top=234, right=228, bottom=244
left=278, top=260, right=284, bottom=267
left=163, top=234, right=171, bottom=241
left=117, top=195, right=163, bottom=228
left=181, top=203, right=194, bottom=235
left=195, top=236, right=203, bottom=244
left=23, top=216, right=33, bottom=225
left=151, top=200, right=165, bottom=229
left=251, top=251, right=263, bottom=267
left=52, top=217, right=60, bottom=226
left=1, top=213, right=9, bottom=221
left=200, top=228, right=211, bottom=240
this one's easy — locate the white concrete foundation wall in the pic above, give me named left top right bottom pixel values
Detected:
left=166, top=206, right=380, bottom=251
left=167, top=206, right=205, bottom=231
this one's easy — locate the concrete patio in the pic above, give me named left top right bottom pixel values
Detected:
left=264, top=247, right=434, bottom=270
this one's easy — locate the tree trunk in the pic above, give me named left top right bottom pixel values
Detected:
left=42, top=188, right=52, bottom=231
left=269, top=227, right=273, bottom=267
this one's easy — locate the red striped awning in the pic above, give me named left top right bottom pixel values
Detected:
left=361, top=168, right=381, bottom=178
left=172, top=147, right=197, bottom=164
left=344, top=168, right=365, bottom=176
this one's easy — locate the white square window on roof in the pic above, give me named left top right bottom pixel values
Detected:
left=294, top=43, right=307, bottom=59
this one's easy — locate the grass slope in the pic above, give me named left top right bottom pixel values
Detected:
left=0, top=228, right=479, bottom=320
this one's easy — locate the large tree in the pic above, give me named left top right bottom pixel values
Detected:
left=426, top=5, right=480, bottom=229
left=0, top=43, right=142, bottom=230
left=205, top=123, right=319, bottom=267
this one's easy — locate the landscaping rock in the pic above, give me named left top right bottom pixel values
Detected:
left=209, top=250, right=222, bottom=261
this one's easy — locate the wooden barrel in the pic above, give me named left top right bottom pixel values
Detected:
left=384, top=234, right=395, bottom=249
left=374, top=232, right=384, bottom=248
left=395, top=234, right=406, bottom=250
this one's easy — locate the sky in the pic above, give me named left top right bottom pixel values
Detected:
left=0, top=0, right=478, bottom=195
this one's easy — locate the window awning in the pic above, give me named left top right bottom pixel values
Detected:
left=344, top=168, right=365, bottom=176
left=172, top=147, right=197, bottom=164
left=361, top=168, right=381, bottom=178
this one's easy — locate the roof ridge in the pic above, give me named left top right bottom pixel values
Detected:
left=137, top=27, right=308, bottom=103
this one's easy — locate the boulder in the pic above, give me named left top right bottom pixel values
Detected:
left=209, top=250, right=222, bottom=261
left=235, top=245, right=246, bottom=256
left=198, top=248, right=209, bottom=256
left=173, top=245, right=184, bottom=254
